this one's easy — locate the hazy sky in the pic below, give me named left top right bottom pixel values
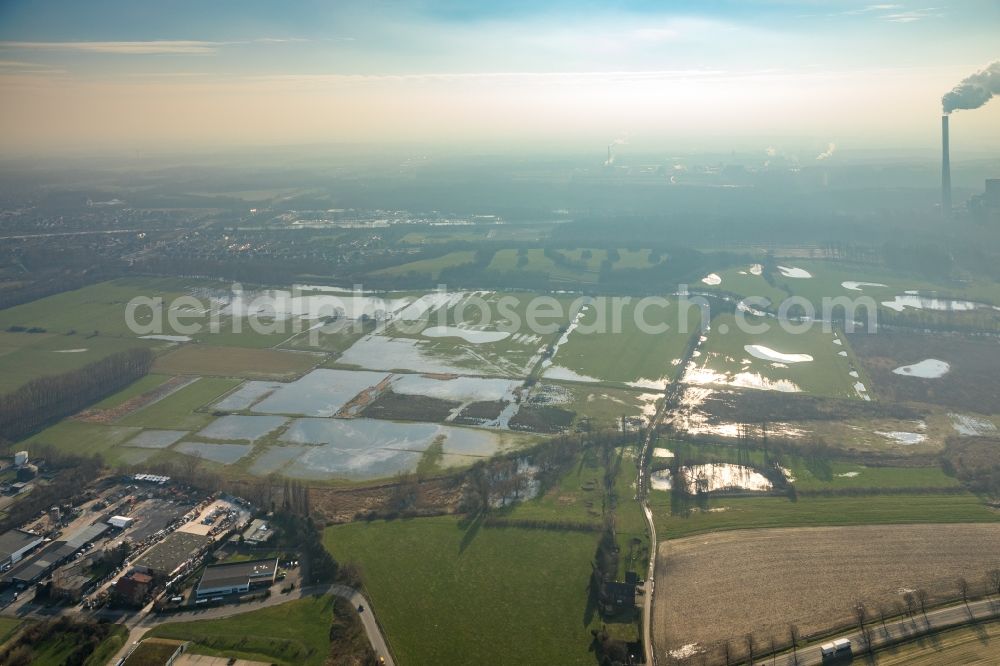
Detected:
left=1, top=0, right=999, bottom=155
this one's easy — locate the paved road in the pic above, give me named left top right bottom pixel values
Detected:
left=96, top=582, right=393, bottom=665
left=772, top=597, right=1000, bottom=666
left=637, top=328, right=706, bottom=666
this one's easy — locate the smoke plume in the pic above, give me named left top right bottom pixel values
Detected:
left=604, top=136, right=627, bottom=166
left=942, top=61, right=1000, bottom=113
left=815, top=142, right=836, bottom=161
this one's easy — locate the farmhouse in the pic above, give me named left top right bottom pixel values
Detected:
left=0, top=529, right=43, bottom=569
left=196, top=557, right=278, bottom=597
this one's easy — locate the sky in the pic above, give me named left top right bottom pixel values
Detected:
left=1, top=0, right=999, bottom=156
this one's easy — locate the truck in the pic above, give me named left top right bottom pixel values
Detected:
left=820, top=638, right=852, bottom=659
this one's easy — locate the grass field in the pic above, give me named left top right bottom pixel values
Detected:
left=371, top=250, right=475, bottom=278
left=119, top=377, right=242, bottom=430
left=536, top=381, right=658, bottom=431
left=324, top=516, right=603, bottom=666
left=0, top=616, right=22, bottom=645
left=147, top=595, right=337, bottom=666
left=661, top=439, right=961, bottom=491
left=28, top=623, right=128, bottom=666
left=88, top=373, right=173, bottom=410
left=25, top=421, right=141, bottom=458
left=689, top=313, right=861, bottom=398
left=152, top=344, right=319, bottom=379
left=873, top=618, right=1000, bottom=665
left=648, top=492, right=1000, bottom=540
left=0, top=331, right=162, bottom=393
left=488, top=248, right=601, bottom=283
left=652, top=524, right=1000, bottom=662
left=544, top=297, right=700, bottom=387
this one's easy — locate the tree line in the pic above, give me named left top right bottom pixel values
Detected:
left=0, top=347, right=154, bottom=444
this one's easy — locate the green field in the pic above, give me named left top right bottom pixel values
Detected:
left=697, top=265, right=789, bottom=308
left=544, top=296, right=699, bottom=386
left=0, top=331, right=162, bottom=393
left=371, top=250, right=475, bottom=278
left=662, top=440, right=962, bottom=491
left=488, top=248, right=601, bottom=283
left=25, top=421, right=142, bottom=459
left=691, top=312, right=861, bottom=398
left=0, top=277, right=302, bottom=351
left=324, top=516, right=603, bottom=666
left=119, top=377, right=241, bottom=430
left=19, top=623, right=128, bottom=666
left=540, top=381, right=658, bottom=431
left=649, top=492, right=1000, bottom=540
left=0, top=616, right=22, bottom=645
left=147, top=595, right=338, bottom=666
left=88, top=373, right=173, bottom=410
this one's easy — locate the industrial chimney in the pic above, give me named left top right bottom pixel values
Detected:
left=942, top=115, right=952, bottom=215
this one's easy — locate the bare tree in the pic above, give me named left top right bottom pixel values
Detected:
left=903, top=591, right=916, bottom=618
left=958, top=577, right=970, bottom=613
left=722, top=640, right=732, bottom=666
left=788, top=624, right=800, bottom=664
left=989, top=569, right=1000, bottom=599
left=877, top=604, right=890, bottom=637
left=745, top=633, right=755, bottom=665
left=915, top=588, right=929, bottom=622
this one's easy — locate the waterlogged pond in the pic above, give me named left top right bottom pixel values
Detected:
left=124, top=429, right=187, bottom=449
left=421, top=326, right=511, bottom=344
left=338, top=335, right=494, bottom=376
left=392, top=374, right=519, bottom=403
left=214, top=381, right=282, bottom=411
left=197, top=415, right=288, bottom=442
left=251, top=369, right=390, bottom=416
left=880, top=294, right=996, bottom=313
left=176, top=441, right=253, bottom=464
left=743, top=345, right=814, bottom=364
left=248, top=445, right=312, bottom=475
left=892, top=359, right=950, bottom=379
left=650, top=464, right=773, bottom=493
left=276, top=418, right=504, bottom=479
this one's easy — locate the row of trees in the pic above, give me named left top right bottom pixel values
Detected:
left=0, top=347, right=153, bottom=443
left=707, top=570, right=1000, bottom=666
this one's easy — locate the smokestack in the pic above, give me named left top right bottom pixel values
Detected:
left=942, top=115, right=952, bottom=215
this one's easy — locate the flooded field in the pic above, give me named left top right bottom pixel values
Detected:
left=124, top=429, right=188, bottom=449
left=338, top=333, right=526, bottom=377
left=212, top=381, right=282, bottom=411
left=248, top=444, right=312, bottom=475
left=651, top=463, right=774, bottom=494
left=176, top=441, right=253, bottom=464
left=275, top=418, right=506, bottom=479
left=392, top=374, right=519, bottom=404
left=196, top=415, right=288, bottom=441
left=251, top=369, right=390, bottom=416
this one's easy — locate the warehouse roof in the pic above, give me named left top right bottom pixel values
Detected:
left=198, top=558, right=277, bottom=592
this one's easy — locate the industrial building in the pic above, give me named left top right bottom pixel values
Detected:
left=241, top=518, right=273, bottom=545
left=109, top=515, right=134, bottom=529
left=196, top=558, right=278, bottom=597
left=133, top=531, right=210, bottom=579
left=0, top=529, right=44, bottom=569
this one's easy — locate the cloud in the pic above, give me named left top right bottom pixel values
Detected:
left=0, top=40, right=227, bottom=55
left=0, top=59, right=65, bottom=75
left=879, top=8, right=942, bottom=22
left=816, top=142, right=836, bottom=160
left=765, top=146, right=777, bottom=157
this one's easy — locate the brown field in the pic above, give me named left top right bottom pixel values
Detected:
left=152, top=344, right=319, bottom=379
left=874, top=618, right=1000, bottom=665
left=848, top=331, right=1000, bottom=414
left=653, top=524, right=1000, bottom=664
